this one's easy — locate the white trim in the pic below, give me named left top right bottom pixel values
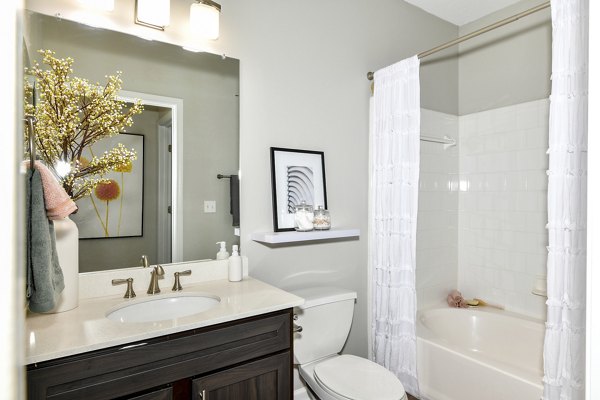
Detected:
left=157, top=122, right=172, bottom=264
left=367, top=97, right=374, bottom=360
left=119, top=90, right=184, bottom=262
left=586, top=1, right=599, bottom=398
left=2, top=1, right=24, bottom=398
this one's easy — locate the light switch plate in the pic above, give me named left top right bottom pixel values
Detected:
left=204, top=200, right=216, bottom=213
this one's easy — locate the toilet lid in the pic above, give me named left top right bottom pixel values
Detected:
left=313, top=355, right=406, bottom=400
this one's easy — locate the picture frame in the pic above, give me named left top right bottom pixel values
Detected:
left=270, top=147, right=327, bottom=232
left=72, top=133, right=145, bottom=239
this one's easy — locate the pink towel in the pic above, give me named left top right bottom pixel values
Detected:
left=24, top=161, right=77, bottom=220
left=447, top=290, right=468, bottom=308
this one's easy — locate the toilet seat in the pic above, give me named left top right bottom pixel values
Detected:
left=312, top=354, right=406, bottom=400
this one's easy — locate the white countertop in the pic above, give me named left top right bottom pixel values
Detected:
left=26, top=277, right=304, bottom=365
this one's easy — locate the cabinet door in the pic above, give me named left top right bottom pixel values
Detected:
left=192, top=353, right=291, bottom=400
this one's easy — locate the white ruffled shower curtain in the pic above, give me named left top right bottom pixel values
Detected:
left=544, top=0, right=588, bottom=399
left=371, top=56, right=420, bottom=397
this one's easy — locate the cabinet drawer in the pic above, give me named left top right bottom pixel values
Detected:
left=27, top=309, right=292, bottom=400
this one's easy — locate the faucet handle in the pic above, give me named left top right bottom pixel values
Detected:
left=141, top=255, right=149, bottom=269
left=112, top=278, right=136, bottom=299
left=172, top=270, right=192, bottom=291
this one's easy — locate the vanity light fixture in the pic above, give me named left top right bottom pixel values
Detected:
left=135, top=0, right=171, bottom=31
left=78, top=0, right=114, bottom=12
left=190, top=0, right=221, bottom=40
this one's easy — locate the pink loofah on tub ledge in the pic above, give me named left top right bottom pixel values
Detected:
left=447, top=290, right=468, bottom=308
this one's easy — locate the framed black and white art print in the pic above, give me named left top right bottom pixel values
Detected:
left=270, top=147, right=327, bottom=232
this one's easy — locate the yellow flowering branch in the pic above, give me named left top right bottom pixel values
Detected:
left=24, top=49, right=143, bottom=202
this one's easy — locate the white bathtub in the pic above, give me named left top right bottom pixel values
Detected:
left=416, top=307, right=544, bottom=400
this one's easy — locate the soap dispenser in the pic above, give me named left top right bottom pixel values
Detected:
left=216, top=241, right=229, bottom=260
left=228, top=245, right=242, bottom=282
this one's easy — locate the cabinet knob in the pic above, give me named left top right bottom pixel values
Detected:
left=293, top=323, right=303, bottom=333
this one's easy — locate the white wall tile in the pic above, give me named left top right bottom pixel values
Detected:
left=457, top=99, right=549, bottom=319
left=419, top=100, right=548, bottom=319
left=417, top=109, right=459, bottom=308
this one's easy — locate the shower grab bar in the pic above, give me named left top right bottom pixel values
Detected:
left=420, top=135, right=456, bottom=149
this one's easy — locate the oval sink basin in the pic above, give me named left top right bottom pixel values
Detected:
left=106, top=293, right=221, bottom=323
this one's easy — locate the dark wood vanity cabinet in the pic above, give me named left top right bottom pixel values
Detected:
left=27, top=309, right=293, bottom=400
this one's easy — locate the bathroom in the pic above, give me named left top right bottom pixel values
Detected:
left=1, top=0, right=599, bottom=399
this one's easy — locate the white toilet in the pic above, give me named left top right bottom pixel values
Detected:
left=291, top=286, right=407, bottom=400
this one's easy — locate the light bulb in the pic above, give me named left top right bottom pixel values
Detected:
left=136, top=0, right=170, bottom=29
left=190, top=1, right=221, bottom=40
left=55, top=160, right=72, bottom=178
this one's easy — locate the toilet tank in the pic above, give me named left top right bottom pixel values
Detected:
left=290, top=286, right=357, bottom=365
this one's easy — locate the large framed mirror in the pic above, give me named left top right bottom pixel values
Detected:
left=23, top=10, right=240, bottom=272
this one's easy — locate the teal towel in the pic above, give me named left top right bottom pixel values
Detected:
left=26, top=169, right=65, bottom=313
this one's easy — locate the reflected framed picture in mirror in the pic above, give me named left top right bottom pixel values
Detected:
left=270, top=147, right=327, bottom=232
left=72, top=133, right=144, bottom=239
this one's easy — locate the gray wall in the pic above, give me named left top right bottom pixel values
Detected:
left=26, top=12, right=240, bottom=268
left=223, top=0, right=458, bottom=357
left=458, top=0, right=552, bottom=114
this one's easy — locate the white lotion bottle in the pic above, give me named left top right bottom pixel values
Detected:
left=228, top=245, right=242, bottom=282
left=216, top=241, right=229, bottom=260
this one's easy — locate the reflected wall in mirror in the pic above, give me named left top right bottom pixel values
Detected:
left=24, top=11, right=240, bottom=272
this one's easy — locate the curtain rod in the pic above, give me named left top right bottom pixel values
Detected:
left=366, top=1, right=550, bottom=81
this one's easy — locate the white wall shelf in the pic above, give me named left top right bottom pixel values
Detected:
left=251, top=228, right=360, bottom=244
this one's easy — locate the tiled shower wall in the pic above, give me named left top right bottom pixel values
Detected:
left=416, top=109, right=459, bottom=308
left=417, top=100, right=548, bottom=319
left=458, top=99, right=549, bottom=319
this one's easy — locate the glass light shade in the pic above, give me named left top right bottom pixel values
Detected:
left=78, top=0, right=114, bottom=11
left=136, top=0, right=170, bottom=28
left=190, top=2, right=220, bottom=40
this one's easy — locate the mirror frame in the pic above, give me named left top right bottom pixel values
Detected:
left=119, top=90, right=184, bottom=262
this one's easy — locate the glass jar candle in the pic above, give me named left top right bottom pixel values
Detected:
left=313, top=206, right=331, bottom=230
left=294, top=201, right=314, bottom=231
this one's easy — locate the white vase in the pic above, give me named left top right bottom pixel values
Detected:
left=49, top=216, right=79, bottom=313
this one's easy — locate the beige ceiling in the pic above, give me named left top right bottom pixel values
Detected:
left=404, top=0, right=525, bottom=26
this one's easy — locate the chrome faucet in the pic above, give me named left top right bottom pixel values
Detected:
left=141, top=254, right=149, bottom=269
left=147, top=265, right=165, bottom=294
left=141, top=255, right=165, bottom=295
